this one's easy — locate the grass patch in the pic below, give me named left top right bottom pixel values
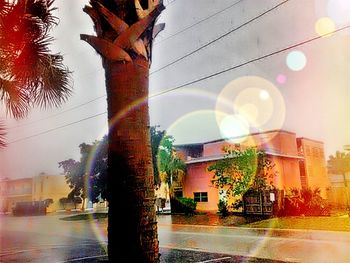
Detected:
left=243, top=216, right=350, bottom=232
left=60, top=213, right=107, bottom=221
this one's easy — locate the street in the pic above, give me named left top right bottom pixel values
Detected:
left=1, top=214, right=350, bottom=262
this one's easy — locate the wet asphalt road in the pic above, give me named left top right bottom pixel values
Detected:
left=1, top=214, right=350, bottom=262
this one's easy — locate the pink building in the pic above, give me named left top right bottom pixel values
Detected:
left=176, top=130, right=330, bottom=211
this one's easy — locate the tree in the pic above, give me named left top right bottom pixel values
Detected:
left=328, top=151, right=350, bottom=176
left=208, top=147, right=275, bottom=208
left=58, top=158, right=86, bottom=210
left=150, top=126, right=165, bottom=185
left=59, top=197, right=69, bottom=210
left=0, top=0, right=72, bottom=146
left=328, top=151, right=350, bottom=210
left=81, top=1, right=165, bottom=261
left=58, top=137, right=108, bottom=209
left=158, top=134, right=186, bottom=196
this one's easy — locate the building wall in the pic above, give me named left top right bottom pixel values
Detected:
left=0, top=178, right=32, bottom=212
left=271, top=156, right=302, bottom=191
left=297, top=138, right=330, bottom=198
left=183, top=162, right=219, bottom=211
left=179, top=130, right=330, bottom=212
left=32, top=174, right=71, bottom=212
left=202, top=130, right=299, bottom=157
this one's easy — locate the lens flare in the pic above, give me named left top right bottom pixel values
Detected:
left=286, top=50, right=307, bottom=71
left=276, top=74, right=286, bottom=84
left=315, top=17, right=335, bottom=37
left=216, top=76, right=286, bottom=145
left=219, top=115, right=249, bottom=143
left=259, top=90, right=270, bottom=100
left=327, top=0, right=350, bottom=25
left=166, top=110, right=226, bottom=144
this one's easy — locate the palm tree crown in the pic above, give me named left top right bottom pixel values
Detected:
left=0, top=0, right=72, bottom=146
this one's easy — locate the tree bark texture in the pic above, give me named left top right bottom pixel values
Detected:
left=106, top=58, right=158, bottom=262
left=81, top=1, right=164, bottom=262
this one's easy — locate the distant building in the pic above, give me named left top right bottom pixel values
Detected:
left=175, top=130, right=330, bottom=212
left=0, top=173, right=71, bottom=213
left=0, top=178, right=32, bottom=213
left=328, top=172, right=350, bottom=208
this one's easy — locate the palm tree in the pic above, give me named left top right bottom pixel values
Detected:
left=80, top=1, right=165, bottom=262
left=158, top=135, right=186, bottom=198
left=0, top=0, right=72, bottom=147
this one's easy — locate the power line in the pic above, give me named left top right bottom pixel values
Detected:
left=8, top=1, right=245, bottom=127
left=7, top=112, right=107, bottom=144
left=7, top=95, right=106, bottom=130
left=7, top=24, right=350, bottom=144
left=154, top=0, right=244, bottom=46
left=150, top=0, right=290, bottom=75
left=150, top=23, right=350, bottom=97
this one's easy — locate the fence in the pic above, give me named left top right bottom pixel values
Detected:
left=243, top=190, right=283, bottom=215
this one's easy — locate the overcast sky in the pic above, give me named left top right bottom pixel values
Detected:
left=1, top=0, right=350, bottom=179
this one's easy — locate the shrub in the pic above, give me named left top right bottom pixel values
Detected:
left=218, top=199, right=229, bottom=216
left=232, top=199, right=243, bottom=210
left=171, top=197, right=196, bottom=215
left=281, top=188, right=330, bottom=216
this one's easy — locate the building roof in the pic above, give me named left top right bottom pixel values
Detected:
left=185, top=151, right=304, bottom=164
left=175, top=129, right=297, bottom=147
left=296, top=137, right=324, bottom=144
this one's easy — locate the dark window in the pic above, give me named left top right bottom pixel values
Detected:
left=194, top=192, right=208, bottom=202
left=174, top=187, right=183, bottom=198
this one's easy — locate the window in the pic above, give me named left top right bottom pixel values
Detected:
left=312, top=147, right=318, bottom=158
left=194, top=192, right=208, bottom=202
left=174, top=187, right=183, bottom=198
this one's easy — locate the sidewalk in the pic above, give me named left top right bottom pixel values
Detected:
left=157, top=213, right=350, bottom=242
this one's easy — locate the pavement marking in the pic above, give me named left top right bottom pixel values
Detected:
left=56, top=254, right=108, bottom=263
left=196, top=256, right=232, bottom=263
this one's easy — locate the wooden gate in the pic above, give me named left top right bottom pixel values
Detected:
left=243, top=190, right=278, bottom=215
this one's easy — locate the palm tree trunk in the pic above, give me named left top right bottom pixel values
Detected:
left=106, top=57, right=158, bottom=262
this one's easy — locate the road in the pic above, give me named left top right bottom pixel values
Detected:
left=157, top=222, right=350, bottom=263
left=1, top=214, right=350, bottom=262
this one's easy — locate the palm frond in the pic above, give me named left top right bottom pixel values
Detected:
left=32, top=54, right=72, bottom=108
left=0, top=121, right=6, bottom=148
left=25, top=0, right=58, bottom=29
left=0, top=0, right=72, bottom=117
left=0, top=77, right=30, bottom=118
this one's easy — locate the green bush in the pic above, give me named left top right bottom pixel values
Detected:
left=171, top=197, right=197, bottom=215
left=218, top=199, right=229, bottom=216
left=282, top=188, right=330, bottom=216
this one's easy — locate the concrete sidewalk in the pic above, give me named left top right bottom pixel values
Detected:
left=157, top=214, right=350, bottom=242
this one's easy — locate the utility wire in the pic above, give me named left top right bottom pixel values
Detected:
left=154, top=0, right=244, bottom=46
left=7, top=24, right=350, bottom=144
left=7, top=95, right=106, bottom=130
left=7, top=112, right=107, bottom=144
left=150, top=24, right=350, bottom=97
left=150, top=0, right=290, bottom=75
left=6, top=0, right=250, bottom=127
